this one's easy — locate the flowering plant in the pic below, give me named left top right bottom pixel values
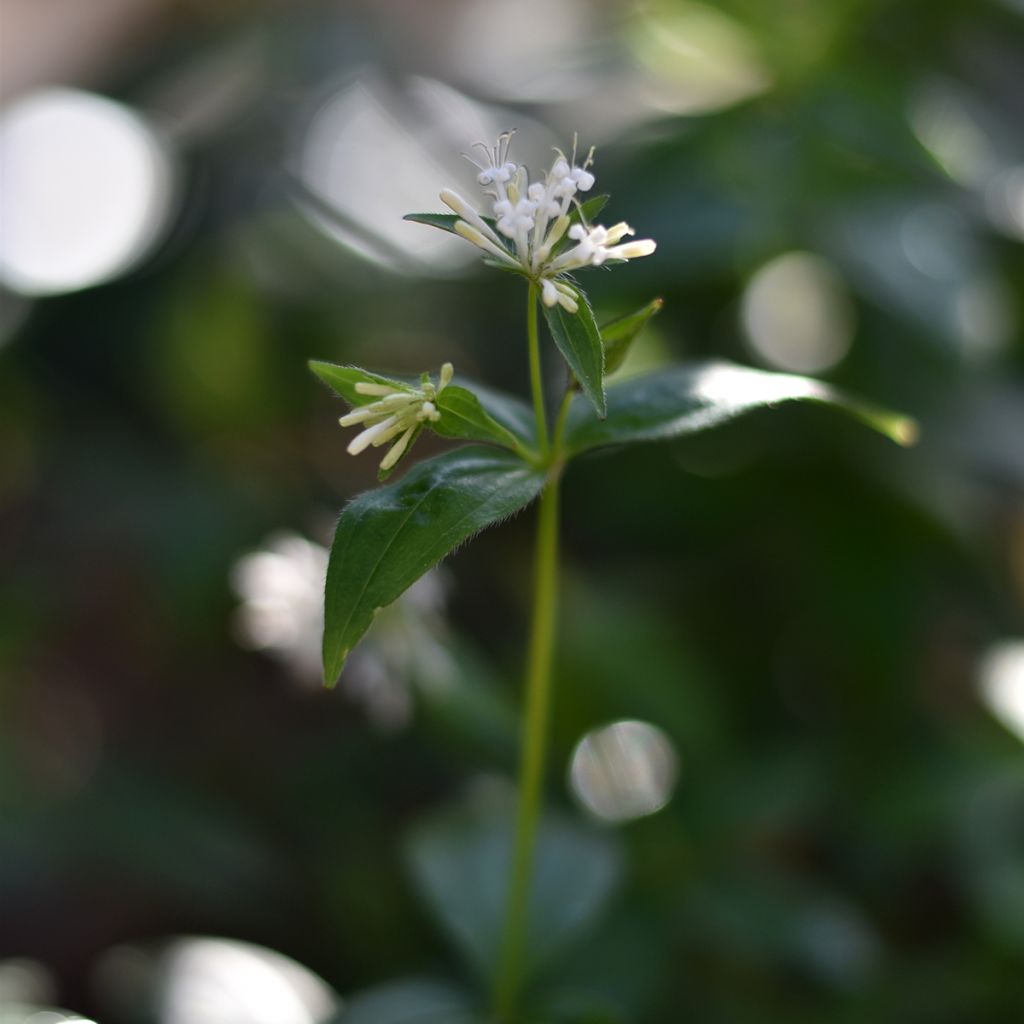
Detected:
left=310, top=133, right=914, bottom=1021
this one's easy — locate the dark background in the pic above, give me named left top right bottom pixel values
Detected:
left=1, top=1, right=1023, bottom=1021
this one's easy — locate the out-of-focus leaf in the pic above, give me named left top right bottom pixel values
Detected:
left=563, top=361, right=918, bottom=456
left=434, top=386, right=531, bottom=453
left=601, top=298, right=664, bottom=376
left=405, top=802, right=622, bottom=990
left=330, top=978, right=482, bottom=1024
left=544, top=289, right=606, bottom=418
left=323, top=447, right=545, bottom=683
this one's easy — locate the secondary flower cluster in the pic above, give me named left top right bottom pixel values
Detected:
left=439, top=132, right=656, bottom=312
left=339, top=363, right=453, bottom=473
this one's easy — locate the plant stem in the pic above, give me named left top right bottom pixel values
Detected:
left=494, top=467, right=561, bottom=1021
left=526, top=283, right=549, bottom=454
left=493, top=291, right=574, bottom=1021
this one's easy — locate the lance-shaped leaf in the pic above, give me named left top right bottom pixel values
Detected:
left=404, top=211, right=502, bottom=238
left=309, top=360, right=404, bottom=407
left=323, top=447, right=545, bottom=683
left=563, top=361, right=918, bottom=457
left=310, top=361, right=535, bottom=454
left=543, top=287, right=606, bottom=418
left=433, top=385, right=528, bottom=454
left=601, top=297, right=664, bottom=376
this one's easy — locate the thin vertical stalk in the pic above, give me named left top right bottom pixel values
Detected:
left=493, top=468, right=560, bottom=1020
left=526, top=283, right=549, bottom=454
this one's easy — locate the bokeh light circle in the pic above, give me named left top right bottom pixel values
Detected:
left=741, top=251, right=855, bottom=374
left=569, top=719, right=679, bottom=823
left=0, top=87, right=175, bottom=296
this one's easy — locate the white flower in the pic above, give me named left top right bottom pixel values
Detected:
left=437, top=132, right=656, bottom=311
left=339, top=362, right=454, bottom=473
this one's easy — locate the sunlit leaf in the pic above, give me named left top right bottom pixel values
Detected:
left=563, top=361, right=918, bottom=456
left=544, top=288, right=606, bottom=418
left=405, top=802, right=622, bottom=989
left=601, top=298, right=664, bottom=376
left=323, top=448, right=545, bottom=683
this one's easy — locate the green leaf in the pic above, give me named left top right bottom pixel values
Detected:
left=309, top=361, right=406, bottom=407
left=327, top=978, right=482, bottom=1024
left=323, top=447, right=545, bottom=683
left=311, top=361, right=536, bottom=456
left=543, top=288, right=606, bottom=418
left=433, top=385, right=529, bottom=454
left=563, top=361, right=919, bottom=457
left=600, top=298, right=664, bottom=376
left=402, top=212, right=462, bottom=234
left=405, top=801, right=622, bottom=989
left=569, top=194, right=610, bottom=229
left=470, top=382, right=537, bottom=445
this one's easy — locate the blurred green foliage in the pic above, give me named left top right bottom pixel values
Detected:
left=1, top=0, right=1023, bottom=1021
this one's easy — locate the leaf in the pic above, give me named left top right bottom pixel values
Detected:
left=563, top=361, right=919, bottom=457
left=328, top=978, right=482, bottom=1024
left=470, top=382, right=538, bottom=445
left=402, top=212, right=461, bottom=234
left=403, top=211, right=504, bottom=239
left=600, top=298, right=664, bottom=376
left=405, top=801, right=622, bottom=989
left=323, top=447, right=545, bottom=683
left=311, top=361, right=535, bottom=456
left=551, top=196, right=612, bottom=259
left=543, top=288, right=606, bottom=418
left=433, top=385, right=528, bottom=454
left=570, top=194, right=610, bottom=229
left=309, top=361, right=407, bottom=407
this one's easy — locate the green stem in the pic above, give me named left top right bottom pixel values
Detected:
left=526, top=283, right=549, bottom=455
left=494, top=467, right=560, bottom=1021
left=493, top=291, right=576, bottom=1021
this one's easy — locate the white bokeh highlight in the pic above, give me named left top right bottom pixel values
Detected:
left=978, top=639, right=1024, bottom=743
left=0, top=88, right=175, bottom=296
left=741, top=251, right=855, bottom=374
left=569, top=719, right=679, bottom=823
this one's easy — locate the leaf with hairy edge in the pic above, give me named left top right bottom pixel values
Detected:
left=543, top=288, right=606, bottom=418
left=563, top=361, right=918, bottom=457
left=309, top=361, right=403, bottom=407
left=432, top=386, right=527, bottom=453
left=310, top=361, right=536, bottom=452
left=323, top=447, right=545, bottom=683
left=469, top=382, right=537, bottom=445
left=601, top=297, right=664, bottom=376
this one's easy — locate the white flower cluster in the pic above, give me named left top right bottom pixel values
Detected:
left=440, top=132, right=656, bottom=312
left=340, top=363, right=453, bottom=472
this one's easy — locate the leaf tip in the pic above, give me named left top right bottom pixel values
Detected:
left=323, top=647, right=348, bottom=688
left=889, top=415, right=920, bottom=448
